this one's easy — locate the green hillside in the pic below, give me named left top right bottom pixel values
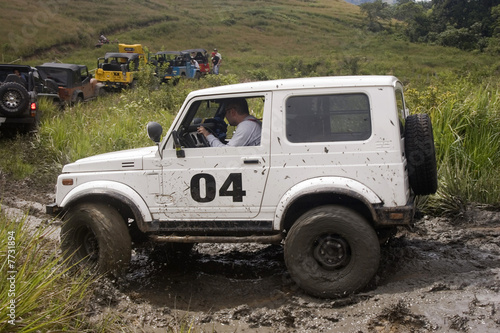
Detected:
left=1, top=0, right=499, bottom=215
left=1, top=0, right=497, bottom=81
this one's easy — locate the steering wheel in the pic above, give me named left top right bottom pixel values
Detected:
left=190, top=117, right=227, bottom=146
left=198, top=133, right=210, bottom=147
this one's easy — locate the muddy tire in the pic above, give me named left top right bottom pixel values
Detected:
left=284, top=205, right=380, bottom=298
left=61, top=203, right=131, bottom=276
left=0, top=82, right=29, bottom=116
left=405, top=113, right=438, bottom=195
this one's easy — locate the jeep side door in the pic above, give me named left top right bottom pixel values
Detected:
left=79, top=66, right=94, bottom=99
left=155, top=94, right=271, bottom=222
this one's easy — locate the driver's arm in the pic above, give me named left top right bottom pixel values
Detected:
left=197, top=126, right=226, bottom=147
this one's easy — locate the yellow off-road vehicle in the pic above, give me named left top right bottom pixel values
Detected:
left=95, top=52, right=140, bottom=91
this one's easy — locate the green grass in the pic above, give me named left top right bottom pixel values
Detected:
left=405, top=73, right=500, bottom=215
left=0, top=208, right=98, bottom=332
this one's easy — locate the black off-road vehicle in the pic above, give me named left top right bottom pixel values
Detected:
left=0, top=64, right=39, bottom=132
left=37, top=63, right=104, bottom=106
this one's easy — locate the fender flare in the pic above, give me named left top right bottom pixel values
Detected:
left=59, top=180, right=153, bottom=225
left=273, top=177, right=382, bottom=230
left=72, top=90, right=84, bottom=102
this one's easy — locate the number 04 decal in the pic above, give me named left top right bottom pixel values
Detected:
left=190, top=173, right=246, bottom=203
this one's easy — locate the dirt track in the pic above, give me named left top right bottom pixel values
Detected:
left=1, top=177, right=500, bottom=332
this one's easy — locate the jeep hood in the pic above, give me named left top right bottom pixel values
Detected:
left=62, top=146, right=157, bottom=173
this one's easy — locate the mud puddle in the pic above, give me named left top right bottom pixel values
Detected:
left=106, top=211, right=500, bottom=332
left=3, top=176, right=499, bottom=332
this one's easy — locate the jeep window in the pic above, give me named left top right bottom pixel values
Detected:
left=72, top=70, right=80, bottom=86
left=80, top=66, right=89, bottom=82
left=178, top=96, right=264, bottom=148
left=286, top=93, right=371, bottom=143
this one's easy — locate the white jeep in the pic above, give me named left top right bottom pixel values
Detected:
left=47, top=76, right=437, bottom=298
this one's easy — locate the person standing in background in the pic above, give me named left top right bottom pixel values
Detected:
left=212, top=48, right=222, bottom=75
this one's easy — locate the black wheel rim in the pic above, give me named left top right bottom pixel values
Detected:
left=313, top=234, right=351, bottom=270
left=75, top=226, right=99, bottom=262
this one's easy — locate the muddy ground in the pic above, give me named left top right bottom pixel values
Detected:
left=1, top=176, right=500, bottom=332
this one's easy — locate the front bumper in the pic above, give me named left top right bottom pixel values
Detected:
left=46, top=203, right=62, bottom=215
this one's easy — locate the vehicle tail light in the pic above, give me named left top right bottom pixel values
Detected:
left=30, top=102, right=37, bottom=117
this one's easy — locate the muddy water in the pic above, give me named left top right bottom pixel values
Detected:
left=103, top=211, right=500, bottom=332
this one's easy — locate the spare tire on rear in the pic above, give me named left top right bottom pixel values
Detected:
left=404, top=113, right=438, bottom=195
left=0, top=82, right=30, bottom=117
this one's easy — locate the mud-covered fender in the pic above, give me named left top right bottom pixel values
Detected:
left=71, top=89, right=84, bottom=102
left=59, top=180, right=153, bottom=223
left=273, top=177, right=382, bottom=230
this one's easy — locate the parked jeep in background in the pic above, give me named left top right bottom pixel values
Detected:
left=47, top=76, right=438, bottom=298
left=182, top=48, right=210, bottom=75
left=149, top=51, right=181, bottom=83
left=36, top=63, right=104, bottom=106
left=0, top=64, right=39, bottom=132
left=95, top=53, right=140, bottom=91
left=149, top=49, right=209, bottom=83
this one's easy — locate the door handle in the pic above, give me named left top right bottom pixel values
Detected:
left=243, top=158, right=260, bottom=164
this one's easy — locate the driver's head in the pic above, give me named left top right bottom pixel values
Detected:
left=224, top=98, right=249, bottom=126
left=224, top=98, right=248, bottom=116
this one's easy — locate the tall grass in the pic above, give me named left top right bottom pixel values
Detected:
left=0, top=208, right=96, bottom=332
left=405, top=73, right=500, bottom=215
left=37, top=73, right=240, bottom=165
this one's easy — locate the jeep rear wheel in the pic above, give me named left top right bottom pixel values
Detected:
left=61, top=203, right=131, bottom=276
left=284, top=205, right=380, bottom=298
left=405, top=113, right=438, bottom=195
left=0, top=82, right=29, bottom=116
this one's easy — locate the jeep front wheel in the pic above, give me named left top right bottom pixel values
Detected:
left=284, top=205, right=380, bottom=298
left=61, top=203, right=131, bottom=276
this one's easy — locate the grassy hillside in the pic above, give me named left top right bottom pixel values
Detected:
left=0, top=0, right=499, bottom=212
left=0, top=0, right=172, bottom=59
left=1, top=0, right=498, bottom=82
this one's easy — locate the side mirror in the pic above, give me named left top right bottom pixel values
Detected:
left=147, top=122, right=163, bottom=144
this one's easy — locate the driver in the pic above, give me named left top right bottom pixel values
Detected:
left=197, top=98, right=261, bottom=147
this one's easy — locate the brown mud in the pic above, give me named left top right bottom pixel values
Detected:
left=1, top=176, right=500, bottom=332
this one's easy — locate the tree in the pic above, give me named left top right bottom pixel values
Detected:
left=393, top=0, right=499, bottom=51
left=360, top=0, right=392, bottom=32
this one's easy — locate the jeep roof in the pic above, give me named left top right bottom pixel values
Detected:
left=184, top=75, right=401, bottom=98
left=36, top=63, right=89, bottom=88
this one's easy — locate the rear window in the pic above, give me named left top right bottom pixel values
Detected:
left=286, top=93, right=371, bottom=143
